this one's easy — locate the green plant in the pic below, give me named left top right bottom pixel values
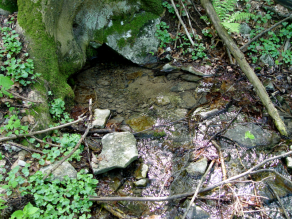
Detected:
left=212, top=0, right=254, bottom=33
left=0, top=194, right=8, bottom=213
left=32, top=133, right=83, bottom=164
left=49, top=98, right=73, bottom=123
left=0, top=74, right=14, bottom=98
left=162, top=1, right=175, bottom=14
left=282, top=50, right=292, bottom=65
left=11, top=202, right=40, bottom=219
left=155, top=21, right=173, bottom=48
left=245, top=131, right=255, bottom=139
left=1, top=165, right=28, bottom=196
left=21, top=170, right=98, bottom=218
left=0, top=110, right=29, bottom=136
left=0, top=27, right=41, bottom=86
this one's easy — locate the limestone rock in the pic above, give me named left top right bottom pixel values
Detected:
left=40, top=161, right=77, bottom=181
left=92, top=132, right=138, bottom=174
left=186, top=157, right=208, bottom=176
left=92, top=109, right=110, bottom=128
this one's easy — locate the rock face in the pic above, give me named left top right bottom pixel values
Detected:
left=18, top=0, right=163, bottom=72
left=92, top=132, right=138, bottom=174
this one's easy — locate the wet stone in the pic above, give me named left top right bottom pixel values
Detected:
left=186, top=157, right=208, bottom=176
left=134, top=179, right=148, bottom=187
left=223, top=123, right=280, bottom=148
left=92, top=109, right=110, bottom=128
left=155, top=95, right=170, bottom=106
left=180, top=74, right=201, bottom=82
left=286, top=157, right=292, bottom=170
left=92, top=132, right=138, bottom=174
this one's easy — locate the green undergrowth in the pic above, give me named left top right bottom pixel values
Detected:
left=155, top=0, right=207, bottom=61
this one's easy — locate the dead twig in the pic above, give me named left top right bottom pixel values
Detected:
left=182, top=160, right=215, bottom=219
left=211, top=140, right=227, bottom=181
left=170, top=0, right=195, bottom=46
left=0, top=116, right=85, bottom=142
left=32, top=136, right=62, bottom=148
left=1, top=142, right=44, bottom=154
left=266, top=182, right=291, bottom=219
left=7, top=90, right=43, bottom=103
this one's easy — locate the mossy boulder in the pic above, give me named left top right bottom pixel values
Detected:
left=17, top=0, right=163, bottom=97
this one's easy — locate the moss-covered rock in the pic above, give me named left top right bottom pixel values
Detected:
left=0, top=0, right=17, bottom=13
left=16, top=0, right=164, bottom=121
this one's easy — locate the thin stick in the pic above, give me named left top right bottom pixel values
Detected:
left=170, top=0, right=195, bottom=46
left=266, top=182, right=291, bottom=219
left=182, top=160, right=215, bottom=219
left=240, top=15, right=292, bottom=51
left=179, top=0, right=196, bottom=39
left=32, top=136, right=62, bottom=148
left=7, top=90, right=43, bottom=103
left=2, top=142, right=44, bottom=154
left=0, top=116, right=85, bottom=142
left=212, top=140, right=227, bottom=181
left=43, top=100, right=92, bottom=180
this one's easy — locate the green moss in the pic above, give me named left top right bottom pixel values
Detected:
left=94, top=11, right=158, bottom=49
left=17, top=0, right=74, bottom=102
left=140, top=0, right=163, bottom=16
left=0, top=0, right=18, bottom=13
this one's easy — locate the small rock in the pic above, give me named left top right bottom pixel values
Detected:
left=180, top=74, right=201, bottom=82
left=40, top=161, right=77, bottom=181
left=260, top=54, right=274, bottom=66
left=134, top=179, right=148, bottom=187
left=92, top=109, right=111, bottom=128
left=161, top=63, right=180, bottom=72
left=240, top=23, right=251, bottom=34
left=167, top=72, right=183, bottom=80
left=186, top=157, right=208, bottom=176
left=18, top=160, right=26, bottom=167
left=99, top=80, right=110, bottom=86
left=263, top=79, right=274, bottom=91
left=135, top=163, right=149, bottom=179
left=286, top=157, right=292, bottom=170
left=181, top=65, right=214, bottom=77
left=0, top=9, right=11, bottom=16
left=156, top=95, right=170, bottom=106
left=117, top=109, right=123, bottom=114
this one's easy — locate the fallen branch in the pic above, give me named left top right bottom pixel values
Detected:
left=87, top=150, right=292, bottom=202
left=170, top=0, right=195, bottom=46
left=201, top=0, right=288, bottom=136
left=1, top=141, right=44, bottom=154
left=0, top=116, right=85, bottom=142
left=182, top=160, right=215, bottom=219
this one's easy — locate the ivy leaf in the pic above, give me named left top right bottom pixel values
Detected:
left=245, top=131, right=255, bottom=140
left=0, top=74, right=13, bottom=90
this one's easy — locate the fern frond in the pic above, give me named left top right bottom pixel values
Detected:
left=221, top=22, right=240, bottom=33
left=227, top=12, right=254, bottom=22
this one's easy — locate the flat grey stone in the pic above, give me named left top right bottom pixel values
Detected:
left=180, top=74, right=201, bottom=82
left=134, top=179, right=148, bottom=187
left=40, top=161, right=77, bottom=181
left=92, top=132, right=138, bottom=174
left=186, top=157, right=208, bottom=176
left=223, top=123, right=280, bottom=148
left=92, top=108, right=110, bottom=128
